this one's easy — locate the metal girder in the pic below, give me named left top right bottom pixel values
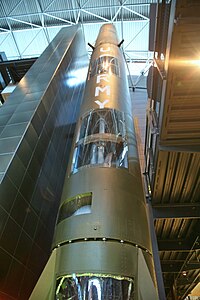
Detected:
left=0, top=1, right=152, bottom=64
left=164, top=277, right=200, bottom=288
left=0, top=28, right=10, bottom=32
left=0, top=57, right=36, bottom=83
left=35, top=0, right=51, bottom=44
left=76, top=9, right=81, bottom=24
left=0, top=58, right=36, bottom=67
left=112, top=7, right=121, bottom=22
left=122, top=5, right=149, bottom=20
left=179, top=274, right=200, bottom=300
left=7, top=17, right=42, bottom=28
left=43, top=13, right=75, bottom=25
left=0, top=3, right=151, bottom=21
left=81, top=9, right=110, bottom=22
left=82, top=0, right=90, bottom=8
left=161, top=261, right=200, bottom=273
left=158, top=239, right=200, bottom=252
left=43, top=0, right=57, bottom=12
left=147, top=200, right=166, bottom=300
left=0, top=93, right=5, bottom=104
left=0, top=2, right=152, bottom=29
left=153, top=203, right=200, bottom=219
left=8, top=0, right=24, bottom=16
left=158, top=144, right=200, bottom=153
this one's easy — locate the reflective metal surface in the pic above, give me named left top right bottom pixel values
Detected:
left=30, top=24, right=158, bottom=300
left=90, top=56, right=120, bottom=78
left=0, top=26, right=88, bottom=299
left=58, top=192, right=92, bottom=223
left=56, top=275, right=134, bottom=300
left=71, top=108, right=128, bottom=173
left=52, top=24, right=158, bottom=300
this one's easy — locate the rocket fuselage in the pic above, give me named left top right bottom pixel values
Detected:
left=51, top=24, right=158, bottom=299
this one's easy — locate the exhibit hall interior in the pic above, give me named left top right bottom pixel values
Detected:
left=0, top=0, right=199, bottom=299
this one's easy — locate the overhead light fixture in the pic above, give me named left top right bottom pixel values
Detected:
left=182, top=271, right=187, bottom=276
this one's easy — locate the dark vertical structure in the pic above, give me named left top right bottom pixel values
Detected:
left=0, top=52, right=8, bottom=104
left=145, top=0, right=200, bottom=299
left=0, top=25, right=88, bottom=300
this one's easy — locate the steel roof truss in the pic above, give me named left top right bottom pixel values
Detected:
left=153, top=203, right=200, bottom=219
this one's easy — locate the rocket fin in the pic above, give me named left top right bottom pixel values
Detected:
left=29, top=249, right=57, bottom=300
left=137, top=248, right=159, bottom=300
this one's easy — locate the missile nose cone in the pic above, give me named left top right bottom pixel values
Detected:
left=95, top=24, right=119, bottom=46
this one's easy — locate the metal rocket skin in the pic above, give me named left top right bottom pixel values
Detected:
left=30, top=24, right=159, bottom=300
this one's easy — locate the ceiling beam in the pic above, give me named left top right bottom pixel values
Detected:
left=0, top=3, right=151, bottom=20
left=8, top=17, right=42, bottom=28
left=122, top=5, right=149, bottom=20
left=112, top=7, right=121, bottom=22
left=179, top=274, right=200, bottom=300
left=0, top=57, right=36, bottom=66
left=81, top=9, right=110, bottom=22
left=147, top=200, right=167, bottom=300
left=158, top=144, right=200, bottom=153
left=43, top=13, right=75, bottom=25
left=35, top=0, right=51, bottom=44
left=158, top=239, right=200, bottom=252
left=0, top=28, right=10, bottom=32
left=164, top=277, right=200, bottom=288
left=153, top=203, right=200, bottom=219
left=8, top=0, right=24, bottom=16
left=161, top=261, right=200, bottom=273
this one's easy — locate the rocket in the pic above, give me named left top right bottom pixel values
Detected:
left=30, top=24, right=159, bottom=300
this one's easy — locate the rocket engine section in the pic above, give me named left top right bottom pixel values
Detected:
left=30, top=24, right=159, bottom=300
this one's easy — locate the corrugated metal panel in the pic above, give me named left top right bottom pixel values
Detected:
left=8, top=15, right=39, bottom=30
left=45, top=0, right=79, bottom=12
left=0, top=0, right=21, bottom=15
left=48, top=10, right=76, bottom=23
left=43, top=14, right=66, bottom=27
left=128, top=4, right=150, bottom=17
left=155, top=218, right=195, bottom=240
left=40, top=0, right=57, bottom=11
left=83, top=0, right=121, bottom=8
left=81, top=8, right=110, bottom=22
left=0, top=19, right=9, bottom=30
left=122, top=5, right=150, bottom=21
left=126, top=0, right=156, bottom=4
left=25, top=14, right=42, bottom=27
left=146, top=4, right=200, bottom=295
left=22, top=0, right=39, bottom=14
left=152, top=151, right=200, bottom=204
left=159, top=14, right=200, bottom=145
left=5, top=0, right=27, bottom=16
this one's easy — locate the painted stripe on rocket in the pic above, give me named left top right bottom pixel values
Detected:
left=95, top=47, right=111, bottom=109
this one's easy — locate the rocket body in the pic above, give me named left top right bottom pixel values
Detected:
left=30, top=24, right=159, bottom=300
left=54, top=24, right=158, bottom=299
